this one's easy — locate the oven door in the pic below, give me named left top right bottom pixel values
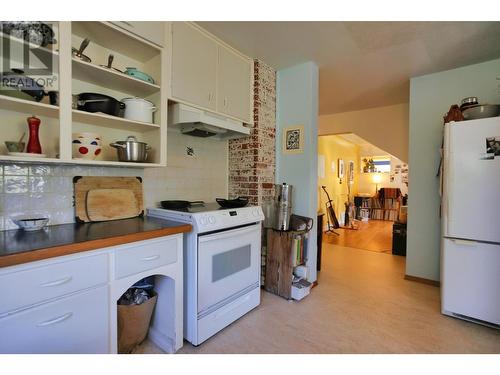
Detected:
left=197, top=223, right=261, bottom=314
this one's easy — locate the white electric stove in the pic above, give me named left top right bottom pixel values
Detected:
left=148, top=203, right=264, bottom=345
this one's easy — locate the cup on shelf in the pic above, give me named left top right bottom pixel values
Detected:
left=5, top=141, right=25, bottom=153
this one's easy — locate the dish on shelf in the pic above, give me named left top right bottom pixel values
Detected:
left=7, top=152, right=47, bottom=158
left=124, top=67, right=155, bottom=84
left=72, top=143, right=102, bottom=160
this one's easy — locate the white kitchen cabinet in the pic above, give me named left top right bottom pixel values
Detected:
left=110, top=21, right=165, bottom=47
left=169, top=22, right=253, bottom=123
left=217, top=45, right=252, bottom=123
left=0, top=286, right=109, bottom=354
left=171, top=22, right=217, bottom=111
left=114, top=236, right=178, bottom=279
left=0, top=253, right=108, bottom=315
left=0, top=234, right=184, bottom=354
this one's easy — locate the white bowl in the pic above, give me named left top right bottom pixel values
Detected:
left=72, top=143, right=102, bottom=160
left=12, top=217, right=49, bottom=231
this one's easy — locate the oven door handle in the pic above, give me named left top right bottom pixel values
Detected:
left=198, top=223, right=260, bottom=243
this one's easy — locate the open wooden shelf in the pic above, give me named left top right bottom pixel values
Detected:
left=71, top=22, right=161, bottom=63
left=0, top=22, right=166, bottom=168
left=0, top=95, right=59, bottom=118
left=71, top=159, right=162, bottom=168
left=72, top=58, right=160, bottom=97
left=72, top=109, right=160, bottom=132
left=0, top=155, right=60, bottom=164
left=0, top=155, right=162, bottom=168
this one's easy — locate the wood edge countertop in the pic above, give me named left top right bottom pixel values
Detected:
left=0, top=217, right=192, bottom=268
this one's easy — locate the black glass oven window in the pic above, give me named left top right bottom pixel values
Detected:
left=212, top=245, right=251, bottom=282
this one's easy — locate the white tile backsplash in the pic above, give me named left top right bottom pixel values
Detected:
left=143, top=130, right=228, bottom=208
left=0, top=130, right=229, bottom=231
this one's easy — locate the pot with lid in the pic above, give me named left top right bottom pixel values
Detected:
left=122, top=97, right=157, bottom=123
left=110, top=135, right=151, bottom=162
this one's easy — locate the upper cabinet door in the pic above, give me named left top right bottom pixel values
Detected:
left=111, top=21, right=165, bottom=47
left=171, top=22, right=217, bottom=111
left=217, top=45, right=252, bottom=123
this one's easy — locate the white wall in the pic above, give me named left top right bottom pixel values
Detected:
left=407, top=58, right=500, bottom=281
left=319, top=103, right=409, bottom=162
left=276, top=61, right=319, bottom=282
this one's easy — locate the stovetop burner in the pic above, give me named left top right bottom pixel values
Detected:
left=165, top=202, right=235, bottom=214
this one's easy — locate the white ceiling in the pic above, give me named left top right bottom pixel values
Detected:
left=197, top=21, right=500, bottom=115
left=337, top=133, right=392, bottom=158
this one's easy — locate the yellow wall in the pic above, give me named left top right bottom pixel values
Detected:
left=318, top=135, right=359, bottom=223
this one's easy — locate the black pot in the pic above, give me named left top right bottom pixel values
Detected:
left=216, top=197, right=249, bottom=208
left=0, top=22, right=56, bottom=47
left=76, top=93, right=125, bottom=117
left=0, top=69, right=46, bottom=101
left=160, top=200, right=204, bottom=210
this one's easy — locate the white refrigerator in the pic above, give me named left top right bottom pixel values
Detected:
left=441, top=117, right=500, bottom=328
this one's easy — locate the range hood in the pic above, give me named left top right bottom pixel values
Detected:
left=168, top=103, right=250, bottom=139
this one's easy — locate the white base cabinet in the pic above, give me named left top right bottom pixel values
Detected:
left=0, top=286, right=109, bottom=354
left=0, top=234, right=183, bottom=354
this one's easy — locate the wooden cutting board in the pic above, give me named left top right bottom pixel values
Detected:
left=86, top=189, right=140, bottom=222
left=74, top=176, right=144, bottom=223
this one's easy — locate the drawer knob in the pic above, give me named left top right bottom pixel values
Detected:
left=141, top=254, right=160, bottom=261
left=37, top=312, right=73, bottom=327
left=40, top=276, right=73, bottom=287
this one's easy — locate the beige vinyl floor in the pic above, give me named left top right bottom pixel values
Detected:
left=135, top=241, right=500, bottom=354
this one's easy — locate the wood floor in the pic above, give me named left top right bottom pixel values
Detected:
left=324, top=220, right=393, bottom=253
left=135, top=240, right=500, bottom=354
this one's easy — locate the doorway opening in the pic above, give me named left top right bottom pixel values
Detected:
left=317, top=133, right=408, bottom=256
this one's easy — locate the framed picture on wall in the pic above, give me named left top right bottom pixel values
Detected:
left=282, top=125, right=304, bottom=154
left=348, top=160, right=355, bottom=184
left=338, top=159, right=344, bottom=178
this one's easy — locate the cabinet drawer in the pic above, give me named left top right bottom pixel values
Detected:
left=0, top=286, right=109, bottom=354
left=114, top=237, right=178, bottom=279
left=0, top=253, right=108, bottom=315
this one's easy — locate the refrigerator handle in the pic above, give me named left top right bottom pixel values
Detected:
left=451, top=239, right=477, bottom=246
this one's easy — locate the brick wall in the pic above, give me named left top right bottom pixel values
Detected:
left=228, top=59, right=276, bottom=205
left=228, top=59, right=276, bottom=285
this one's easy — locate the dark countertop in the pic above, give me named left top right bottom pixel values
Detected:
left=0, top=216, right=192, bottom=268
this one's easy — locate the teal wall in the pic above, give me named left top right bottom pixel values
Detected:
left=276, top=62, right=319, bottom=282
left=407, top=58, right=500, bottom=281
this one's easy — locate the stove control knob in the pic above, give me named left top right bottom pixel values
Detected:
left=208, top=216, right=216, bottom=224
left=200, top=217, right=208, bottom=225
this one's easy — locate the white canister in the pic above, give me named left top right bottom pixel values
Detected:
left=122, top=97, right=157, bottom=123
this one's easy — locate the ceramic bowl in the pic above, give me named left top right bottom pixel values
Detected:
left=12, top=217, right=49, bottom=231
left=72, top=132, right=102, bottom=146
left=72, top=143, right=102, bottom=160
left=5, top=141, right=25, bottom=152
